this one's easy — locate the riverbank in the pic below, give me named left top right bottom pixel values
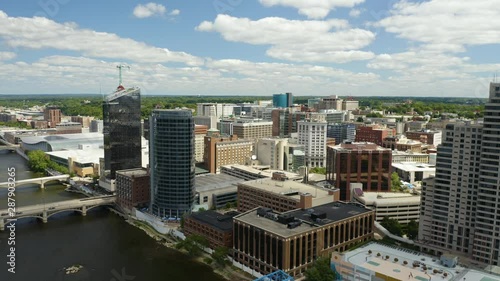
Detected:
left=124, top=214, right=254, bottom=281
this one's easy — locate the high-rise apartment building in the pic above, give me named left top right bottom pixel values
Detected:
left=474, top=83, right=500, bottom=264
left=418, top=83, right=500, bottom=266
left=150, top=109, right=195, bottom=217
left=297, top=116, right=328, bottom=167
left=101, top=86, right=142, bottom=191
left=418, top=121, right=482, bottom=260
left=326, top=142, right=392, bottom=200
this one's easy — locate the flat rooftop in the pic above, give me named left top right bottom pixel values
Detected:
left=46, top=148, right=103, bottom=164
left=355, top=191, right=421, bottom=206
left=329, top=142, right=390, bottom=152
left=222, top=164, right=302, bottom=180
left=116, top=168, right=149, bottom=177
left=235, top=202, right=372, bottom=237
left=189, top=210, right=239, bottom=232
left=194, top=173, right=244, bottom=192
left=338, top=242, right=500, bottom=281
left=240, top=178, right=331, bottom=201
left=392, top=162, right=436, bottom=172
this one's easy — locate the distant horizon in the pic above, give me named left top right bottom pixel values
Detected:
left=0, top=92, right=489, bottom=100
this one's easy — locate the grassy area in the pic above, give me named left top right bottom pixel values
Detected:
left=128, top=217, right=254, bottom=281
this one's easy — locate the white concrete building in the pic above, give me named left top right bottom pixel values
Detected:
left=391, top=162, right=436, bottom=184
left=352, top=190, right=421, bottom=224
left=256, top=137, right=288, bottom=170
left=196, top=103, right=235, bottom=118
left=331, top=242, right=499, bottom=281
left=297, top=115, right=328, bottom=168
left=194, top=133, right=205, bottom=163
left=392, top=151, right=430, bottom=163
left=193, top=115, right=218, bottom=129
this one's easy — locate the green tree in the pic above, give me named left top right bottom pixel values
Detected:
left=406, top=220, right=419, bottom=240
left=27, top=150, right=50, bottom=173
left=309, top=167, right=326, bottom=175
left=366, top=112, right=384, bottom=118
left=304, top=257, right=335, bottom=281
left=211, top=246, right=230, bottom=267
left=356, top=117, right=364, bottom=122
left=391, top=172, right=403, bottom=192
left=175, top=234, right=209, bottom=257
left=381, top=216, right=403, bottom=236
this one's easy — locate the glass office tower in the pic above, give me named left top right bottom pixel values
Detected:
left=150, top=109, right=195, bottom=218
left=102, top=86, right=142, bottom=185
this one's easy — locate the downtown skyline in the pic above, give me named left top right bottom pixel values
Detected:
left=0, top=0, right=499, bottom=97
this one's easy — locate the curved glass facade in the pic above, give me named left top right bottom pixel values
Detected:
left=150, top=109, right=195, bottom=218
left=102, top=87, right=142, bottom=180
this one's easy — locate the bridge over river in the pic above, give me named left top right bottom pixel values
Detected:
left=0, top=174, right=70, bottom=189
left=0, top=195, right=116, bottom=231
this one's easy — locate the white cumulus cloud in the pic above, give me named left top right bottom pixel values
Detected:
left=376, top=0, right=500, bottom=53
left=259, top=0, right=365, bottom=19
left=169, top=9, right=180, bottom=16
left=133, top=3, right=166, bottom=18
left=0, top=11, right=203, bottom=66
left=196, top=14, right=375, bottom=63
left=349, top=9, right=361, bottom=18
left=0, top=52, right=16, bottom=61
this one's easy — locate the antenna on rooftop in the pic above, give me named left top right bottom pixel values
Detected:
left=116, top=64, right=130, bottom=87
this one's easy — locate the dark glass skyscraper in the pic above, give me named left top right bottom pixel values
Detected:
left=102, top=86, right=142, bottom=190
left=150, top=109, right=195, bottom=217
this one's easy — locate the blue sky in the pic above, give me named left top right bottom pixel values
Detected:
left=0, top=0, right=499, bottom=97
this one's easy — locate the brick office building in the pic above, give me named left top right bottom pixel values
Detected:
left=233, top=202, right=375, bottom=277
left=183, top=210, right=238, bottom=249
left=203, top=134, right=253, bottom=173
left=116, top=168, right=150, bottom=211
left=326, top=142, right=392, bottom=200
left=355, top=126, right=395, bottom=146
left=237, top=174, right=338, bottom=213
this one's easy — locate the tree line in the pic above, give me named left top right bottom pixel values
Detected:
left=1, top=95, right=487, bottom=120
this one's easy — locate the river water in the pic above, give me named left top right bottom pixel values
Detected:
left=0, top=150, right=226, bottom=281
